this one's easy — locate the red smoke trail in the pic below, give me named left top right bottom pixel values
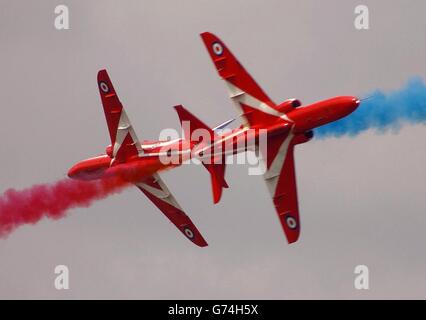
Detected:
left=0, top=177, right=130, bottom=237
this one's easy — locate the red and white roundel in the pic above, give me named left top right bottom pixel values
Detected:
left=99, top=81, right=109, bottom=93
left=184, top=227, right=194, bottom=239
left=212, top=42, right=223, bottom=56
left=285, top=215, right=298, bottom=230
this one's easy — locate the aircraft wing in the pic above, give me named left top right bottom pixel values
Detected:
left=200, top=32, right=284, bottom=127
left=97, top=70, right=143, bottom=161
left=135, top=174, right=208, bottom=247
left=262, top=132, right=301, bottom=244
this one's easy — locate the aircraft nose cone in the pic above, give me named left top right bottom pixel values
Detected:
left=67, top=164, right=81, bottom=179
left=348, top=96, right=360, bottom=113
left=353, top=97, right=360, bottom=107
left=67, top=167, right=77, bottom=179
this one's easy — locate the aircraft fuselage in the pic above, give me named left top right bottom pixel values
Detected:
left=68, top=95, right=359, bottom=182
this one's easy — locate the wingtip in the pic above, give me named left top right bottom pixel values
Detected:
left=200, top=31, right=219, bottom=44
left=97, top=69, right=108, bottom=81
left=198, top=241, right=209, bottom=248
left=286, top=233, right=300, bottom=244
left=193, top=235, right=209, bottom=247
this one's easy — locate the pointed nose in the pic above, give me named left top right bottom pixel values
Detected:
left=347, top=96, right=360, bottom=113
left=67, top=164, right=80, bottom=179
left=353, top=97, right=360, bottom=108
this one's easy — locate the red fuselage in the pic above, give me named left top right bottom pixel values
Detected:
left=68, top=96, right=359, bottom=181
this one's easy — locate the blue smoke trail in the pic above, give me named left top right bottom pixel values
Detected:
left=314, top=77, right=426, bottom=138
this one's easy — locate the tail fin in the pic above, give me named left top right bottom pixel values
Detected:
left=200, top=32, right=284, bottom=127
left=174, top=105, right=215, bottom=142
left=174, top=105, right=228, bottom=204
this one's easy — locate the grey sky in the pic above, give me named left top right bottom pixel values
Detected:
left=0, top=0, right=426, bottom=299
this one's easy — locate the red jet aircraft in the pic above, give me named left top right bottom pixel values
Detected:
left=68, top=32, right=360, bottom=247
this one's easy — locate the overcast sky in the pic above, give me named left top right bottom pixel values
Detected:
left=1, top=0, right=426, bottom=299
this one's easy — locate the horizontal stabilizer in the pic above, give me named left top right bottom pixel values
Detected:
left=203, top=161, right=229, bottom=204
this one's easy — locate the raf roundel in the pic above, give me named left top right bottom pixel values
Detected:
left=285, top=215, right=298, bottom=230
left=99, top=81, right=109, bottom=93
left=184, top=227, right=195, bottom=239
left=212, top=42, right=224, bottom=56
